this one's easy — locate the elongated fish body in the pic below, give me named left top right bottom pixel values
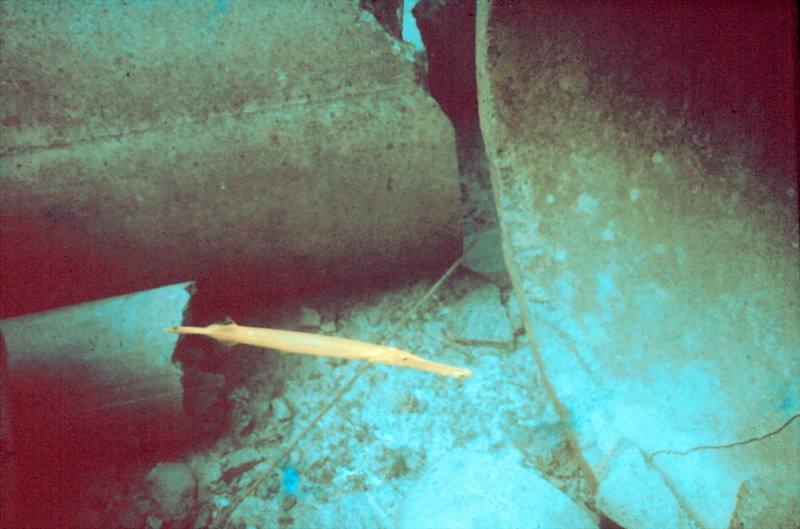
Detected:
left=166, top=321, right=473, bottom=378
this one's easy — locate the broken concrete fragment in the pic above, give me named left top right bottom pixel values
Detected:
left=270, top=397, right=293, bottom=423
left=146, top=462, right=197, bottom=521
left=320, top=321, right=337, bottom=333
left=649, top=415, right=800, bottom=529
left=224, top=447, right=262, bottom=471
left=462, top=227, right=511, bottom=288
left=0, top=0, right=461, bottom=318
left=398, top=448, right=597, bottom=529
left=476, top=2, right=799, bottom=528
left=0, top=281, right=194, bottom=528
left=451, top=283, right=513, bottom=347
left=228, top=495, right=273, bottom=529
left=1, top=281, right=192, bottom=426
left=729, top=459, right=800, bottom=529
left=297, top=307, right=322, bottom=331
left=596, top=441, right=690, bottom=529
left=189, top=454, right=222, bottom=486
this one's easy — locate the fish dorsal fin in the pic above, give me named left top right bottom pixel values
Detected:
left=214, top=316, right=239, bottom=347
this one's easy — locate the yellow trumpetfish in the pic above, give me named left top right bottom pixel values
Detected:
left=166, top=319, right=473, bottom=378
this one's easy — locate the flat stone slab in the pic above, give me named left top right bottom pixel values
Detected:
left=399, top=449, right=597, bottom=529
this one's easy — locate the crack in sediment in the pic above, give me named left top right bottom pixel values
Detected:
left=648, top=413, right=800, bottom=462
